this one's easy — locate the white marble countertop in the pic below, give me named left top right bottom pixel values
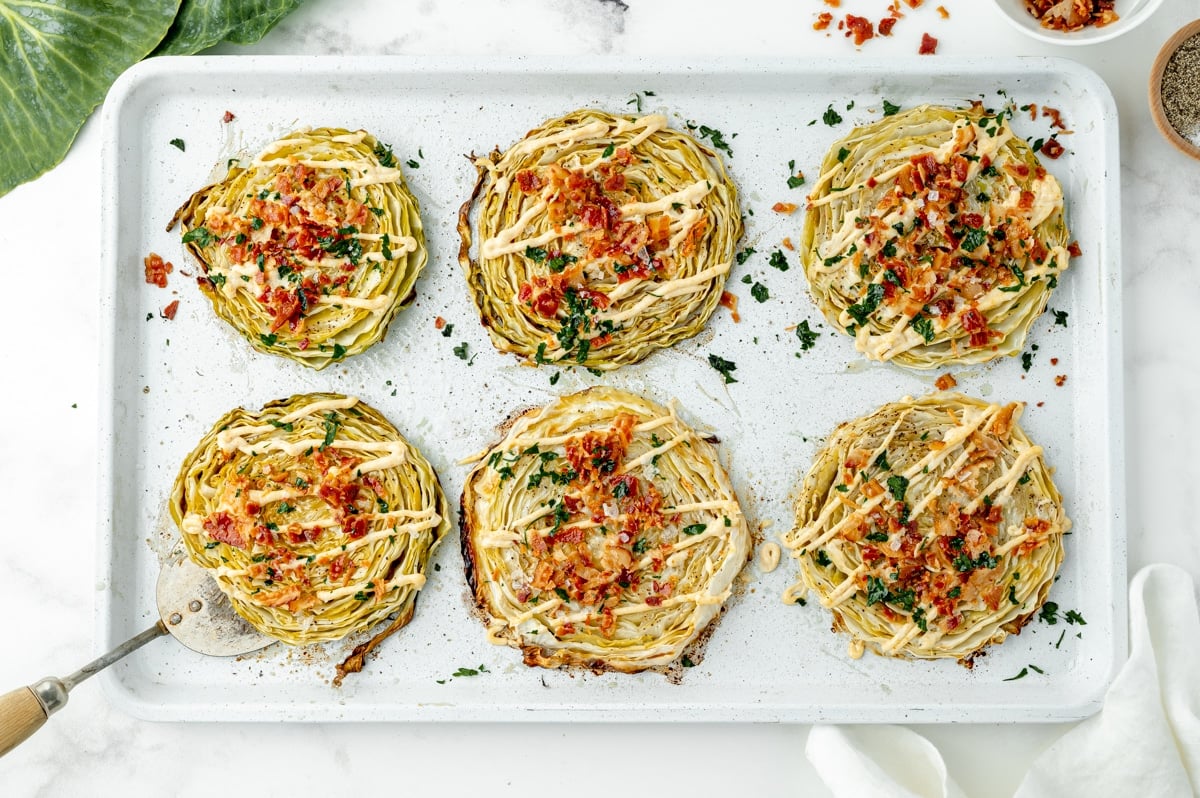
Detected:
left=2, top=1, right=1198, bottom=794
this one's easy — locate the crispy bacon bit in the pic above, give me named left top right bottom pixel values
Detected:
left=782, top=237, right=795, bottom=250
left=222, top=110, right=235, bottom=123
left=1067, top=241, right=1082, bottom=258
left=937, top=4, right=948, bottom=16
left=161, top=300, right=180, bottom=320
left=878, top=17, right=897, bottom=35
left=905, top=0, right=923, bottom=6
left=719, top=291, right=741, bottom=322
left=1050, top=357, right=1059, bottom=365
left=772, top=202, right=798, bottom=215
left=814, top=11, right=834, bottom=30
left=919, top=32, right=938, bottom=54
left=434, top=316, right=446, bottom=330
left=935, top=373, right=957, bottom=391
left=1042, top=106, right=1067, bottom=130
left=1040, top=138, right=1065, bottom=159
left=515, top=169, right=544, bottom=194
left=1054, top=374, right=1067, bottom=387
left=845, top=14, right=874, bottom=45
left=203, top=511, right=245, bottom=549
left=645, top=595, right=664, bottom=607
left=144, top=252, right=172, bottom=288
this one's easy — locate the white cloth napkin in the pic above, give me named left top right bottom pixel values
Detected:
left=806, top=564, right=1200, bottom=798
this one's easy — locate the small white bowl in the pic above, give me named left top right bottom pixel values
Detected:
left=990, top=0, right=1166, bottom=45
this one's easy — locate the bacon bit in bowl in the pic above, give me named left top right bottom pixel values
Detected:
left=1024, top=0, right=1117, bottom=32
left=992, top=0, right=1163, bottom=45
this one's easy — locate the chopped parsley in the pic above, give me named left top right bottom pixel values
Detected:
left=405, top=159, right=420, bottom=169
left=181, top=226, right=215, bottom=248
left=795, top=320, right=819, bottom=351
left=735, top=247, right=756, bottom=265
left=846, top=283, right=885, bottom=326
left=910, top=315, right=935, bottom=344
left=453, top=342, right=471, bottom=362
left=960, top=227, right=988, bottom=253
left=1003, top=667, right=1030, bottom=681
left=451, top=665, right=489, bottom=678
left=694, top=123, right=733, bottom=156
left=750, top=282, right=769, bottom=303
left=815, top=550, right=832, bottom=567
left=822, top=104, right=843, bottom=126
left=1065, top=609, right=1087, bottom=626
left=682, top=524, right=707, bottom=536
left=1051, top=308, right=1069, bottom=327
left=373, top=141, right=396, bottom=168
left=441, top=323, right=454, bottom=338
left=525, top=246, right=547, bottom=262
left=169, top=138, right=185, bottom=151
left=320, top=411, right=340, bottom=451
left=769, top=250, right=789, bottom=271
left=953, top=550, right=1000, bottom=573
left=882, top=99, right=901, bottom=116
left=786, top=159, right=805, bottom=188
left=708, top=353, right=738, bottom=384
left=259, top=332, right=277, bottom=347
left=886, top=475, right=909, bottom=502
left=836, top=146, right=850, bottom=163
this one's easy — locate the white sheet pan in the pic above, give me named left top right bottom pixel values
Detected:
left=98, top=56, right=1125, bottom=722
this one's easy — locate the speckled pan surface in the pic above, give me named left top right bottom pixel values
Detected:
left=98, top=56, right=1124, bottom=722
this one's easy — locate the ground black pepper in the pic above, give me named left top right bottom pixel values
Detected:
left=1162, top=31, right=1200, bottom=146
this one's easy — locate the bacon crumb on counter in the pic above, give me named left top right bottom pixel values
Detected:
left=815, top=12, right=834, bottom=30
left=919, top=32, right=938, bottom=54
left=935, top=373, right=957, bottom=391
left=1054, top=375, right=1067, bottom=387
left=1068, top=241, right=1082, bottom=258
left=144, top=252, right=172, bottom=287
left=936, top=5, right=948, bottom=17
left=1040, top=139, right=1065, bottom=159
left=434, top=316, right=446, bottom=330
left=772, top=202, right=798, bottom=214
left=782, top=237, right=795, bottom=251
left=1050, top=357, right=1059, bottom=365
left=161, top=300, right=180, bottom=320
left=878, top=16, right=897, bottom=35
left=719, top=291, right=741, bottom=323
left=1042, top=106, right=1068, bottom=130
left=846, top=14, right=875, bottom=45
left=1037, top=401, right=1045, bottom=407
left=222, top=110, right=236, bottom=123
left=824, top=0, right=840, bottom=5
left=904, top=0, right=924, bottom=7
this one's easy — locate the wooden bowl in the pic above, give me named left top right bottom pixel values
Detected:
left=1150, top=19, right=1200, bottom=161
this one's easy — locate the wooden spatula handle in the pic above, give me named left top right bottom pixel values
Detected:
left=0, top=685, right=51, bottom=757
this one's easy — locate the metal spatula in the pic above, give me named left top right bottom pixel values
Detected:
left=0, top=548, right=270, bottom=756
